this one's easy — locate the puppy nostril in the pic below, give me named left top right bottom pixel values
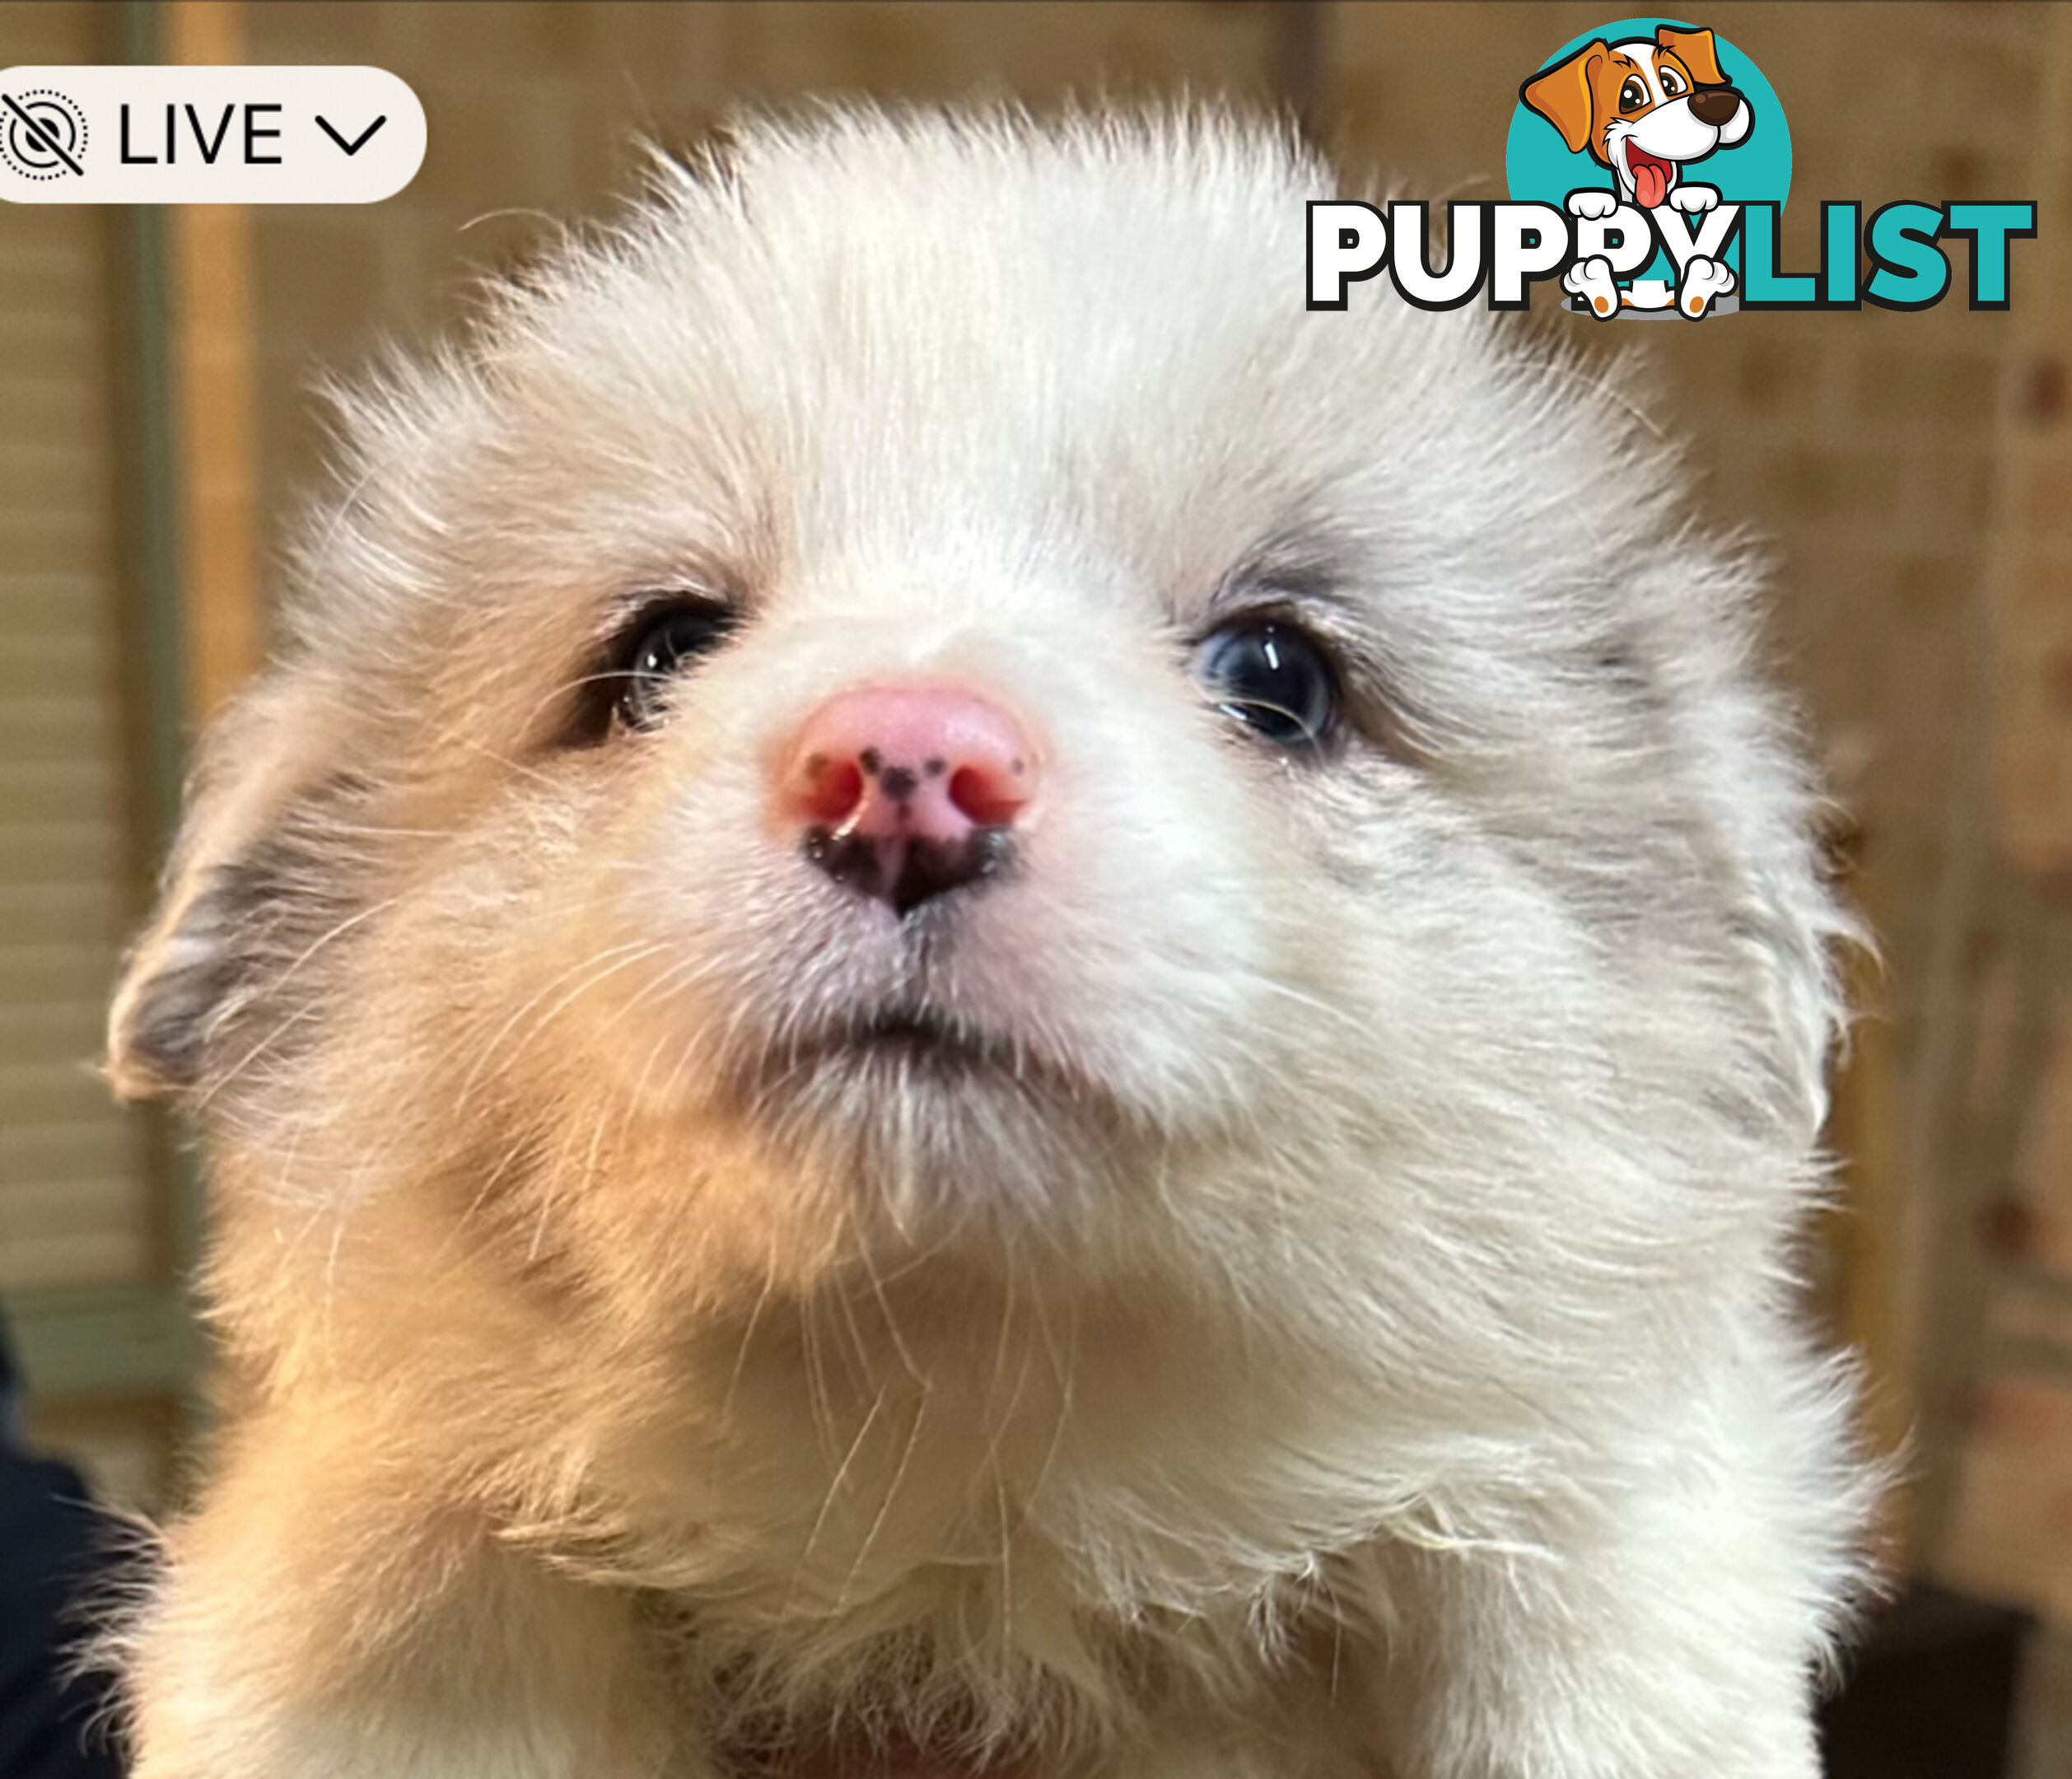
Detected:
left=947, top=763, right=1024, bottom=829
left=796, top=754, right=866, bottom=827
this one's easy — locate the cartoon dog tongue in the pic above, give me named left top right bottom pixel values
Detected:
left=1628, top=147, right=1672, bottom=208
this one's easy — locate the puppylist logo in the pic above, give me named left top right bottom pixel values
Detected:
left=1515, top=19, right=1769, bottom=317
left=1308, top=17, right=2035, bottom=321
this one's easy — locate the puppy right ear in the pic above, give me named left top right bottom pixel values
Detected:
left=1521, top=41, right=1608, bottom=156
left=105, top=681, right=338, bottom=1103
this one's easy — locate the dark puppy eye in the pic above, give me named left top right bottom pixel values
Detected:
left=1620, top=77, right=1647, bottom=111
left=1192, top=620, right=1340, bottom=750
left=613, top=600, right=737, bottom=731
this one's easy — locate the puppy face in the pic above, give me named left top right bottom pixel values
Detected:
left=109, top=113, right=1836, bottom=1369
left=1522, top=26, right=1752, bottom=208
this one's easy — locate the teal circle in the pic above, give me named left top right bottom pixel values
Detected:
left=1505, top=17, right=1790, bottom=283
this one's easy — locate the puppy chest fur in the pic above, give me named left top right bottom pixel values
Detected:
left=106, top=107, right=1876, bottom=1779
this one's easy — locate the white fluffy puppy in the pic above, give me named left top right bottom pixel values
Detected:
left=106, top=107, right=1875, bottom=1779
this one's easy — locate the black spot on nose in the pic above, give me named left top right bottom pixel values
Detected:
left=858, top=747, right=884, bottom=777
left=879, top=764, right=918, bottom=800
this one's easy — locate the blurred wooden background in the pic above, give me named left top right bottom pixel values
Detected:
left=2, top=2, right=2068, bottom=1768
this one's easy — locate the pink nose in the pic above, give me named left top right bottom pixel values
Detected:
left=776, top=684, right=1037, bottom=914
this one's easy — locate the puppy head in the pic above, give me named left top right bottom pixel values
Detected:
left=110, top=109, right=1839, bottom=1354
left=1522, top=28, right=1752, bottom=206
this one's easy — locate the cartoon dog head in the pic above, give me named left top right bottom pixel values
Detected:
left=1522, top=25, right=1752, bottom=210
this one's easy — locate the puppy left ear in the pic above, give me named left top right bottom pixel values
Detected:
left=1656, top=24, right=1727, bottom=86
left=1521, top=41, right=1608, bottom=156
left=105, top=677, right=348, bottom=1103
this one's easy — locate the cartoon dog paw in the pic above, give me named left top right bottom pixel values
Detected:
left=1677, top=256, right=1736, bottom=319
left=1668, top=184, right=1720, bottom=214
left=1563, top=255, right=1622, bottom=320
left=1565, top=188, right=1619, bottom=221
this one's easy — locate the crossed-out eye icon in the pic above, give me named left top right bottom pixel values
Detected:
left=1, top=89, right=87, bottom=180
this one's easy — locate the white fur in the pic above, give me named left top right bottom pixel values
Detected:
left=105, top=105, right=1878, bottom=1779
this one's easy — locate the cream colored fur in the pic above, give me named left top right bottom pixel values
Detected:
left=105, top=105, right=1878, bottom=1778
